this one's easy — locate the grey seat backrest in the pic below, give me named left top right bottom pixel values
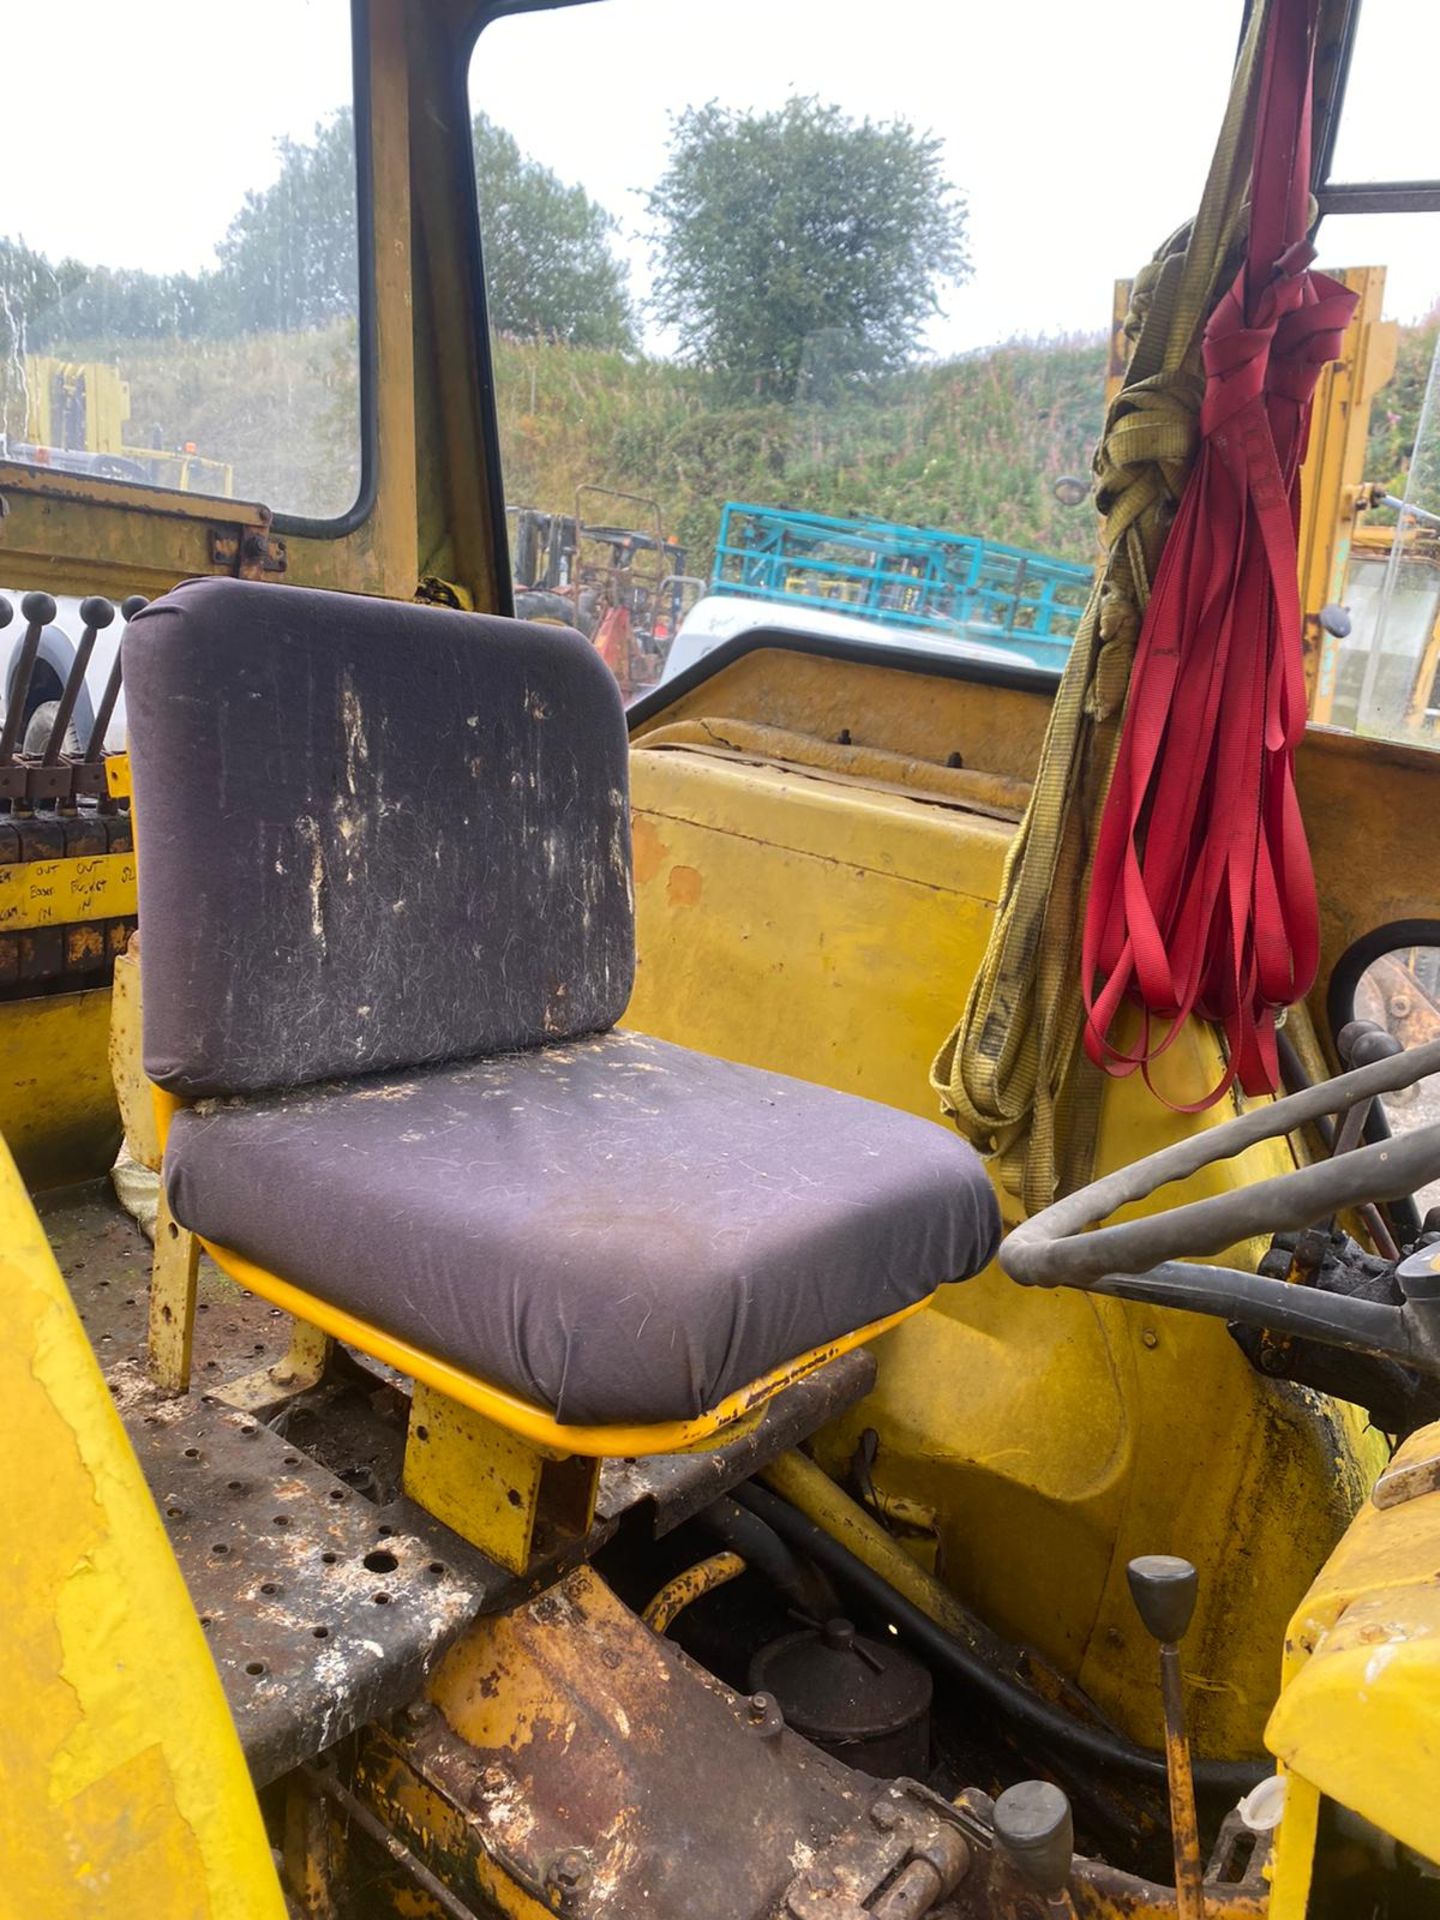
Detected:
left=124, top=577, right=634, bottom=1099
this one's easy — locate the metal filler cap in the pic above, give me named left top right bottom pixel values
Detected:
left=748, top=1617, right=932, bottom=1776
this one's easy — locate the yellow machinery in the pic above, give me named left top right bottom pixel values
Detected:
left=4, top=2, right=1440, bottom=1917
left=21, top=356, right=234, bottom=498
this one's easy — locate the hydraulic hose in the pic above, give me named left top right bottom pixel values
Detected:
left=697, top=1492, right=837, bottom=1617
left=735, top=1480, right=1267, bottom=1805
left=643, top=1552, right=747, bottom=1633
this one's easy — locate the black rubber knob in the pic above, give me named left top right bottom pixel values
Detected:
left=79, top=596, right=115, bottom=631
left=994, top=1780, right=1073, bottom=1896
left=1350, top=1028, right=1404, bottom=1070
left=20, top=591, right=57, bottom=627
left=1127, top=1555, right=1198, bottom=1644
left=120, top=595, right=149, bottom=621
left=0, top=597, right=12, bottom=629
left=1336, top=1019, right=1402, bottom=1069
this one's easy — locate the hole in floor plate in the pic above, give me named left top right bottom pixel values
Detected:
left=260, top=1581, right=280, bottom=1595
left=415, top=1425, right=429, bottom=1442
left=166, top=1505, right=185, bottom=1519
left=313, top=1626, right=329, bottom=1639
left=273, top=1515, right=291, bottom=1528
left=328, top=1489, right=345, bottom=1502
left=321, top=1552, right=338, bottom=1566
left=427, top=1562, right=446, bottom=1577
left=227, top=1480, right=246, bottom=1493
left=283, top=1455, right=300, bottom=1466
left=376, top=1524, right=394, bottom=1538
left=200, top=1616, right=212, bottom=1628
left=364, top=1550, right=399, bottom=1575
left=212, top=1543, right=230, bottom=1557
left=245, top=1661, right=265, bottom=1676
left=182, top=1446, right=200, bottom=1460
left=506, top=1489, right=523, bottom=1509
left=372, top=1592, right=391, bottom=1605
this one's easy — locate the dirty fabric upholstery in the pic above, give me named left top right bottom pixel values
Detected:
left=126, top=578, right=634, bottom=1097
left=127, top=578, right=1000, bottom=1427
left=166, top=1032, right=1000, bottom=1425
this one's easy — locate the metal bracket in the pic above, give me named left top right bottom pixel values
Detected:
left=148, top=1188, right=201, bottom=1394
left=1373, top=1447, right=1440, bottom=1509
left=217, top=1316, right=335, bottom=1418
left=210, top=525, right=288, bottom=578
left=403, top=1382, right=599, bottom=1575
left=783, top=1781, right=971, bottom=1919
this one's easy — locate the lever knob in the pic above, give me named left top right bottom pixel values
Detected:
left=0, top=597, right=12, bottom=629
left=1127, top=1555, right=1198, bottom=1645
left=1336, top=1019, right=1404, bottom=1070
left=121, top=595, right=149, bottom=621
left=20, top=591, right=57, bottom=627
left=993, top=1780, right=1073, bottom=1897
left=78, top=596, right=115, bottom=631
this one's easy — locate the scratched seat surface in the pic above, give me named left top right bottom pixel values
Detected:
left=127, top=579, right=998, bottom=1429
left=165, top=1030, right=998, bottom=1426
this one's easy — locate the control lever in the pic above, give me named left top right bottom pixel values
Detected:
left=0, top=592, right=58, bottom=805
left=37, top=598, right=114, bottom=812
left=82, top=595, right=146, bottom=805
left=992, top=1780, right=1076, bottom=1918
left=1128, top=1557, right=1203, bottom=1920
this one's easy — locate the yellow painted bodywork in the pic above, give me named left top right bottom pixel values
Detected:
left=1297, top=267, right=1399, bottom=723
left=0, top=1136, right=283, bottom=1918
left=186, top=1232, right=926, bottom=1459
left=0, top=988, right=124, bottom=1190
left=628, top=649, right=1388, bottom=1760
left=1266, top=1419, right=1440, bottom=1867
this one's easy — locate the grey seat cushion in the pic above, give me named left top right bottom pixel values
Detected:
left=124, top=578, right=633, bottom=1099
left=167, top=1030, right=1000, bottom=1426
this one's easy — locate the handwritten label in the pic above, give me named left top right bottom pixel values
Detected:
left=0, top=854, right=137, bottom=930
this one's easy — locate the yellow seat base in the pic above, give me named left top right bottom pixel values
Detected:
left=196, top=1235, right=929, bottom=1459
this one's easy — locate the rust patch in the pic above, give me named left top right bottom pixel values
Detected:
left=665, top=864, right=703, bottom=908
left=629, top=815, right=668, bottom=886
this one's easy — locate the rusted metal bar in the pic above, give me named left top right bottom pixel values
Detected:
left=1158, top=1643, right=1205, bottom=1920
left=42, top=596, right=112, bottom=766
left=302, top=1762, right=483, bottom=1920
left=83, top=595, right=144, bottom=764
left=1128, top=1557, right=1205, bottom=1920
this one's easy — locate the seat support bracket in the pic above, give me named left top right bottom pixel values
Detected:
left=405, top=1381, right=599, bottom=1575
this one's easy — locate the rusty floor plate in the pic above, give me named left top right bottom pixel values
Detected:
left=45, top=1181, right=879, bottom=1787
left=118, top=1374, right=504, bottom=1785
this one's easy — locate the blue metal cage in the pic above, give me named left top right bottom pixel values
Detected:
left=709, top=502, right=1092, bottom=671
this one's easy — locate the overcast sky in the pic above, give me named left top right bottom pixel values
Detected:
left=5, top=0, right=1437, bottom=355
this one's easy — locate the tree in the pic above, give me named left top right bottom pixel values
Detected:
left=473, top=116, right=634, bottom=349
left=648, top=98, right=969, bottom=398
left=217, top=110, right=361, bottom=333
left=1, top=108, right=633, bottom=354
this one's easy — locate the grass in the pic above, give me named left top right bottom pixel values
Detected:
left=29, top=313, right=1436, bottom=571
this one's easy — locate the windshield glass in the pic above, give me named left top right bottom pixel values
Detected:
left=0, top=0, right=361, bottom=522
left=469, top=0, right=1439, bottom=715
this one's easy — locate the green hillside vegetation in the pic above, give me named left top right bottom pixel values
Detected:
left=491, top=333, right=1108, bottom=567
left=94, top=309, right=1436, bottom=579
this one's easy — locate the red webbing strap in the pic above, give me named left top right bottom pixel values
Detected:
left=1080, top=0, right=1358, bottom=1110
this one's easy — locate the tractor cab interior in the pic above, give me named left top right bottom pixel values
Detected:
left=7, top=1, right=1440, bottom=1918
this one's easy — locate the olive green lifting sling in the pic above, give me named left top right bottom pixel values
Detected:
left=931, top=0, right=1284, bottom=1215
